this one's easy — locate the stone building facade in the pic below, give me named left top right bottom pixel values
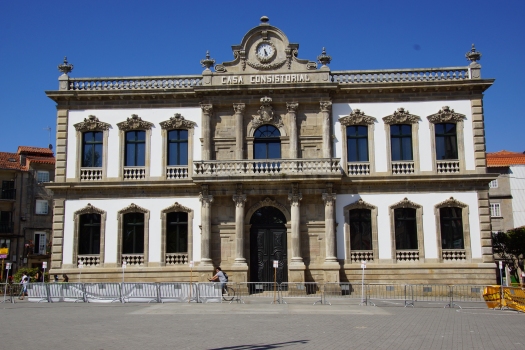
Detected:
left=45, top=17, right=496, bottom=284
left=0, top=146, right=55, bottom=277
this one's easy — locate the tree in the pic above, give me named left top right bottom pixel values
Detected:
left=492, top=227, right=525, bottom=281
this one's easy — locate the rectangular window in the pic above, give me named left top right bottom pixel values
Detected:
left=36, top=200, right=49, bottom=215
left=489, top=180, right=498, bottom=188
left=166, top=212, right=188, bottom=253
left=125, top=131, right=146, bottom=166
left=349, top=209, right=372, bottom=250
left=440, top=207, right=464, bottom=249
left=435, top=123, right=458, bottom=160
left=167, top=130, right=189, bottom=166
left=0, top=211, right=12, bottom=233
left=37, top=171, right=50, bottom=183
left=79, top=214, right=101, bottom=255
left=82, top=131, right=103, bottom=167
left=390, top=124, right=413, bottom=161
left=490, top=203, right=501, bottom=217
left=394, top=208, right=418, bottom=250
left=1, top=181, right=15, bottom=199
left=34, top=232, right=46, bottom=255
left=347, top=126, right=369, bottom=162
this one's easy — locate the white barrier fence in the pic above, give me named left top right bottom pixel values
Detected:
left=14, top=282, right=489, bottom=308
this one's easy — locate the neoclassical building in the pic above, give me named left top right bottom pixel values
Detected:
left=45, top=17, right=496, bottom=284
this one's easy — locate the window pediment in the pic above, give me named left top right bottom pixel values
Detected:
left=340, top=109, right=377, bottom=126
left=118, top=203, right=148, bottom=215
left=435, top=197, right=467, bottom=209
left=390, top=197, right=421, bottom=210
left=344, top=198, right=376, bottom=211
left=74, top=203, right=105, bottom=216
left=74, top=115, right=111, bottom=132
left=427, top=106, right=466, bottom=124
left=161, top=202, right=192, bottom=214
left=117, top=114, right=154, bottom=131
left=160, top=114, right=197, bottom=130
left=383, top=108, right=420, bottom=125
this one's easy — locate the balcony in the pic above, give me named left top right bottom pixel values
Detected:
left=78, top=254, right=101, bottom=267
left=166, top=166, right=190, bottom=179
left=193, top=158, right=341, bottom=179
left=80, top=168, right=103, bottom=181
left=442, top=249, right=466, bottom=261
left=350, top=250, right=374, bottom=263
left=392, top=161, right=415, bottom=175
left=123, top=167, right=146, bottom=180
left=436, top=160, right=460, bottom=174
left=0, top=222, right=14, bottom=234
left=347, top=162, right=370, bottom=176
left=396, top=250, right=419, bottom=262
left=1, top=188, right=16, bottom=200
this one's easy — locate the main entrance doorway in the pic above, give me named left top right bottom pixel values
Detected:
left=249, top=206, right=288, bottom=284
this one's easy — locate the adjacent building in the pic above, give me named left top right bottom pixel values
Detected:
left=0, top=146, right=55, bottom=277
left=487, top=150, right=525, bottom=233
left=45, top=17, right=496, bottom=284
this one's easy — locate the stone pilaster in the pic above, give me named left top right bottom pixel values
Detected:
left=287, top=102, right=299, bottom=158
left=55, top=109, right=69, bottom=183
left=200, top=104, right=213, bottom=161
left=50, top=199, right=65, bottom=270
left=320, top=101, right=332, bottom=158
left=471, top=99, right=487, bottom=174
left=199, top=185, right=214, bottom=266
left=478, top=189, right=494, bottom=263
left=232, top=185, right=247, bottom=265
left=233, top=103, right=245, bottom=159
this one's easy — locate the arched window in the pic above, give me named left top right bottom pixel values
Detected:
left=254, top=125, right=281, bottom=159
left=78, top=213, right=101, bottom=255
left=122, top=212, right=144, bottom=254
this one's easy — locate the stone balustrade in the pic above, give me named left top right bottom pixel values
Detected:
left=392, top=161, right=415, bottom=175
left=396, top=250, right=419, bottom=262
left=193, top=158, right=341, bottom=177
left=67, top=76, right=202, bottom=91
left=331, top=67, right=470, bottom=84
left=165, top=253, right=189, bottom=265
left=122, top=254, right=144, bottom=266
left=80, top=168, right=103, bottom=181
left=436, top=160, right=460, bottom=174
left=350, top=250, right=374, bottom=263
left=348, top=162, right=370, bottom=176
left=442, top=249, right=466, bottom=261
left=77, top=255, right=100, bottom=267
left=123, top=167, right=146, bottom=180
left=166, top=166, right=189, bottom=179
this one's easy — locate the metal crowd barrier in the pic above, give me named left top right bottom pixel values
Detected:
left=27, top=283, right=49, bottom=303
left=84, top=283, right=121, bottom=303
left=197, top=282, right=223, bottom=303
left=237, top=282, right=283, bottom=304
left=323, top=282, right=367, bottom=305
left=280, top=282, right=323, bottom=304
left=367, top=283, right=412, bottom=307
left=121, top=283, right=159, bottom=303
left=158, top=282, right=198, bottom=303
left=48, top=283, right=85, bottom=302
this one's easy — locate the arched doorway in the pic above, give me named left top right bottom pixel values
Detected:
left=250, top=206, right=287, bottom=284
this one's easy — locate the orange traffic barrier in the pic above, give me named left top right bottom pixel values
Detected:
left=483, top=285, right=525, bottom=312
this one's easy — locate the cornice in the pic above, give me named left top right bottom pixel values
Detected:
left=117, top=114, right=154, bottom=131
left=427, top=106, right=466, bottom=124
left=118, top=203, right=149, bottom=214
left=390, top=197, right=421, bottom=210
left=159, top=113, right=197, bottom=130
left=383, top=108, right=420, bottom=125
left=162, top=202, right=192, bottom=213
left=73, top=115, right=111, bottom=132
left=339, top=109, right=377, bottom=126
left=435, top=196, right=468, bottom=209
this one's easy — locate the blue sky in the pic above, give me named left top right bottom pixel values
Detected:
left=1, top=0, right=524, bottom=153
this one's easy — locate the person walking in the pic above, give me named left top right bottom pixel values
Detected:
left=18, top=277, right=28, bottom=300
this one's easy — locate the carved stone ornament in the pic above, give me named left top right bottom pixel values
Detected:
left=248, top=197, right=290, bottom=220
left=345, top=198, right=375, bottom=211
left=233, top=194, right=247, bottom=208
left=159, top=114, right=196, bottom=130
left=320, top=101, right=332, bottom=112
left=322, top=193, right=336, bottom=206
left=252, top=96, right=283, bottom=129
left=58, top=56, right=74, bottom=75
left=200, top=104, right=213, bottom=115
left=339, top=109, right=377, bottom=126
left=74, top=203, right=105, bottom=216
left=427, top=106, right=466, bottom=124
left=200, top=51, right=215, bottom=70
left=286, top=102, right=299, bottom=113
left=117, top=114, right=154, bottom=131
left=233, top=103, right=246, bottom=114
left=390, top=197, right=421, bottom=210
left=465, top=44, right=482, bottom=63
left=199, top=193, right=214, bottom=208
left=162, top=202, right=192, bottom=214
left=288, top=184, right=302, bottom=207
left=317, top=47, right=332, bottom=67
left=382, top=108, right=420, bottom=125
left=246, top=58, right=288, bottom=71
left=435, top=197, right=467, bottom=209
left=74, top=115, right=111, bottom=132
left=118, top=203, right=148, bottom=215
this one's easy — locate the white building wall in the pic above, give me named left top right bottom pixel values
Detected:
left=332, top=101, right=475, bottom=172
left=66, top=108, right=202, bottom=179
left=510, top=165, right=525, bottom=227
left=63, top=197, right=202, bottom=265
left=335, top=191, right=481, bottom=260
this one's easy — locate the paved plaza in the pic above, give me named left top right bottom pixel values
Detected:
left=1, top=300, right=523, bottom=349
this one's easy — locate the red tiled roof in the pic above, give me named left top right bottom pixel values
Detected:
left=0, top=152, right=23, bottom=170
left=17, top=146, right=54, bottom=156
left=26, top=156, right=56, bottom=167
left=487, top=150, right=525, bottom=167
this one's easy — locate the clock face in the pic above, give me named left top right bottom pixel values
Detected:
left=256, top=43, right=275, bottom=62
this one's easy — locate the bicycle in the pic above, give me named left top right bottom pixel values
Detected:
left=222, top=284, right=235, bottom=302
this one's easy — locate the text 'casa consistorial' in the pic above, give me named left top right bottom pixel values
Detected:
left=221, top=74, right=311, bottom=85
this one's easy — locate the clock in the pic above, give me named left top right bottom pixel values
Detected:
left=256, top=42, right=276, bottom=62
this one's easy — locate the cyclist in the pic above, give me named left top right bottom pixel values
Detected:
left=208, top=267, right=227, bottom=294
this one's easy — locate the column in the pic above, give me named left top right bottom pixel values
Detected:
left=233, top=103, right=245, bottom=159
left=287, top=102, right=299, bottom=159
left=199, top=185, right=214, bottom=265
left=232, top=185, right=247, bottom=265
left=200, top=104, right=213, bottom=161
left=320, top=101, right=332, bottom=158
left=288, top=184, right=303, bottom=264
left=322, top=191, right=337, bottom=263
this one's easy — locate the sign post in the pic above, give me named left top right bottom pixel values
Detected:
left=499, top=260, right=503, bottom=309
left=2, top=263, right=11, bottom=303
left=360, top=260, right=367, bottom=305
left=42, top=261, right=47, bottom=283
left=188, top=261, right=194, bottom=303
left=78, top=260, right=83, bottom=283
left=273, top=260, right=278, bottom=303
